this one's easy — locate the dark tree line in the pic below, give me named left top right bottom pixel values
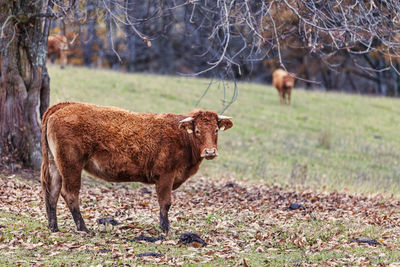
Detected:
left=1, top=0, right=400, bottom=169
left=56, top=0, right=400, bottom=95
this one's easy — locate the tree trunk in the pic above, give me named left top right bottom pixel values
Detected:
left=83, top=0, right=97, bottom=67
left=395, top=64, right=400, bottom=97
left=0, top=0, right=52, bottom=170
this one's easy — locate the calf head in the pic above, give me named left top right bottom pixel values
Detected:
left=179, top=110, right=233, bottom=160
left=283, top=75, right=295, bottom=89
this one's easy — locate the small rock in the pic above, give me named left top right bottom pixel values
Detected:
left=140, top=187, right=152, bottom=194
left=136, top=252, right=163, bottom=258
left=351, top=238, right=380, bottom=245
left=115, top=211, right=127, bottom=216
left=178, top=232, right=207, bottom=247
left=224, top=182, right=238, bottom=188
left=0, top=225, right=5, bottom=229
left=99, top=249, right=111, bottom=253
left=97, top=217, right=119, bottom=226
left=131, top=235, right=165, bottom=243
left=288, top=203, right=304, bottom=210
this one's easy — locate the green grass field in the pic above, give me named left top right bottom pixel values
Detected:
left=1, top=65, right=400, bottom=266
left=49, top=65, right=400, bottom=194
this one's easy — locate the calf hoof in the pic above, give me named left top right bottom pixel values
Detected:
left=49, top=223, right=59, bottom=232
left=78, top=226, right=93, bottom=235
left=76, top=227, right=94, bottom=236
left=81, top=230, right=95, bottom=236
left=160, top=221, right=169, bottom=234
left=49, top=226, right=59, bottom=232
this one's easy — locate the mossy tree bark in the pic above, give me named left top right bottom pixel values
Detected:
left=0, top=0, right=52, bottom=170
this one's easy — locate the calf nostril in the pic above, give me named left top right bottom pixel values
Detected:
left=205, top=149, right=215, bottom=155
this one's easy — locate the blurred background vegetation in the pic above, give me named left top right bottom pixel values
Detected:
left=53, top=1, right=400, bottom=96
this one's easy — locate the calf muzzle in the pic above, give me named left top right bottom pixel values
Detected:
left=201, top=148, right=218, bottom=160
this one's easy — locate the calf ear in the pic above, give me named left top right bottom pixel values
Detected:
left=218, top=118, right=233, bottom=131
left=179, top=117, right=194, bottom=134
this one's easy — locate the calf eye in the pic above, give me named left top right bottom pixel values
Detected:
left=215, top=128, right=219, bottom=134
left=195, top=129, right=201, bottom=135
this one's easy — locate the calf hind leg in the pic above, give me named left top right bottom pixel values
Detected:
left=42, top=160, right=62, bottom=232
left=60, top=170, right=90, bottom=233
left=61, top=189, right=89, bottom=233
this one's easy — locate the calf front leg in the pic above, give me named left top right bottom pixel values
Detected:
left=279, top=91, right=284, bottom=104
left=155, top=176, right=174, bottom=234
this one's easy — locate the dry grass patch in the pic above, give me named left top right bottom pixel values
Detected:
left=0, top=173, right=399, bottom=266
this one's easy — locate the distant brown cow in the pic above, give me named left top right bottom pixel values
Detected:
left=41, top=102, right=233, bottom=234
left=47, top=34, right=69, bottom=69
left=272, top=69, right=295, bottom=105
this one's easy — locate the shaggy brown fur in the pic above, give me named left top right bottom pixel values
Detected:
left=272, top=69, right=295, bottom=105
left=47, top=35, right=69, bottom=69
left=40, top=102, right=233, bottom=234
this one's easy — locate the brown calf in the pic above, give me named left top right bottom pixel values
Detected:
left=272, top=69, right=295, bottom=105
left=47, top=35, right=69, bottom=69
left=41, top=102, right=233, bottom=234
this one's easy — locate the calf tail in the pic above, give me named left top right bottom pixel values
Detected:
left=40, top=102, right=76, bottom=195
left=40, top=129, right=51, bottom=196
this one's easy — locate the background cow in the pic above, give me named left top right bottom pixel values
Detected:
left=41, top=102, right=233, bottom=234
left=47, top=34, right=69, bottom=69
left=272, top=69, right=295, bottom=105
